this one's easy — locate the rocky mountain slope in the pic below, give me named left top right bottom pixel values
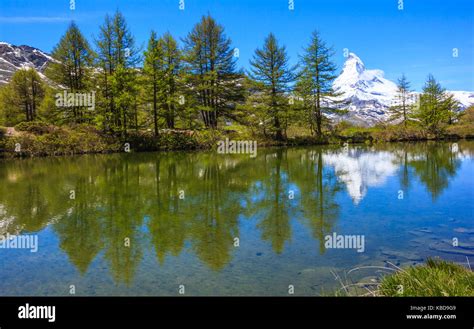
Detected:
left=0, top=42, right=53, bottom=84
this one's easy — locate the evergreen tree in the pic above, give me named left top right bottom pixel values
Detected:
left=143, top=31, right=163, bottom=136
left=160, top=32, right=182, bottom=129
left=415, top=74, right=450, bottom=135
left=111, top=65, right=139, bottom=136
left=183, top=15, right=244, bottom=129
left=295, top=31, right=344, bottom=137
left=95, top=13, right=114, bottom=131
left=46, top=21, right=95, bottom=123
left=0, top=84, right=17, bottom=125
left=0, top=68, right=44, bottom=124
left=388, top=74, right=413, bottom=127
left=95, top=10, right=139, bottom=135
left=444, top=93, right=462, bottom=125
left=248, top=33, right=295, bottom=141
left=144, top=31, right=182, bottom=135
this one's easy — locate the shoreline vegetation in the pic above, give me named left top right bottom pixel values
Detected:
left=0, top=116, right=473, bottom=158
left=333, top=258, right=474, bottom=297
left=0, top=11, right=473, bottom=158
left=378, top=258, right=474, bottom=297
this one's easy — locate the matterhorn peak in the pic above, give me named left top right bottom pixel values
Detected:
left=342, top=52, right=365, bottom=75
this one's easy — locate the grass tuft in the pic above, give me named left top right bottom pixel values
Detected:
left=378, top=258, right=474, bottom=297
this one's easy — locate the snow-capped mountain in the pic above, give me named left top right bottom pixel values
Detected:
left=332, top=52, right=474, bottom=125
left=0, top=42, right=53, bottom=84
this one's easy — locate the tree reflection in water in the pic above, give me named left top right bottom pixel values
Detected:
left=0, top=141, right=466, bottom=285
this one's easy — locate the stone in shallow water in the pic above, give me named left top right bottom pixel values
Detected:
left=358, top=276, right=380, bottom=284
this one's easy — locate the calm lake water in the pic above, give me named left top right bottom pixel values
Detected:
left=0, top=141, right=473, bottom=296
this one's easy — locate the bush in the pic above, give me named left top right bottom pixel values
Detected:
left=379, top=258, right=474, bottom=296
left=15, top=121, right=55, bottom=135
left=371, top=124, right=426, bottom=141
left=125, top=130, right=199, bottom=152
left=2, top=134, right=42, bottom=156
left=125, top=131, right=158, bottom=152
left=158, top=131, right=199, bottom=150
left=338, top=127, right=375, bottom=142
left=194, top=129, right=225, bottom=149
left=445, top=106, right=474, bottom=138
left=1, top=124, right=120, bottom=157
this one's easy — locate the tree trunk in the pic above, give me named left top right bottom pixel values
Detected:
left=153, top=82, right=158, bottom=137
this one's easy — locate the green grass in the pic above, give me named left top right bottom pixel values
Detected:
left=378, top=258, right=474, bottom=297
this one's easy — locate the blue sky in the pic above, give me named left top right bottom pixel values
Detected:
left=0, top=0, right=473, bottom=91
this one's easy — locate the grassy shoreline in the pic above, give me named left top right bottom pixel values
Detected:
left=378, top=258, right=474, bottom=297
left=1, top=122, right=473, bottom=158
left=331, top=258, right=474, bottom=297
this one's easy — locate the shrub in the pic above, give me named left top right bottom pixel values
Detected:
left=15, top=121, right=55, bottom=135
left=194, top=129, right=225, bottom=149
left=1, top=124, right=120, bottom=157
left=158, top=131, right=198, bottom=150
left=125, top=131, right=158, bottom=152
left=371, top=124, right=426, bottom=141
left=445, top=106, right=474, bottom=138
left=124, top=130, right=199, bottom=152
left=2, top=134, right=42, bottom=156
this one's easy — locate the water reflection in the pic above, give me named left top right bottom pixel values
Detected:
left=0, top=141, right=470, bottom=287
left=324, top=150, right=398, bottom=204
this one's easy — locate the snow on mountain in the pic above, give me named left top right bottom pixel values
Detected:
left=333, top=52, right=398, bottom=103
left=448, top=90, right=474, bottom=108
left=332, top=52, right=474, bottom=125
left=0, top=42, right=53, bottom=85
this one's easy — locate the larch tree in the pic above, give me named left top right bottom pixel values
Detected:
left=0, top=68, right=45, bottom=124
left=295, top=31, right=344, bottom=138
left=144, top=31, right=182, bottom=135
left=183, top=14, right=244, bottom=129
left=388, top=74, right=413, bottom=127
left=248, top=33, right=295, bottom=141
left=143, top=30, right=164, bottom=136
left=415, top=74, right=450, bottom=136
left=46, top=21, right=95, bottom=123
left=160, top=32, right=182, bottom=130
left=95, top=10, right=139, bottom=135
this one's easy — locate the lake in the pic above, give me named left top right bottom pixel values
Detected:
left=0, top=141, right=473, bottom=296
